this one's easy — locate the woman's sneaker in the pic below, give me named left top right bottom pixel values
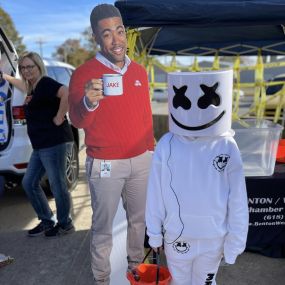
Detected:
left=0, top=254, right=14, bottom=268
left=45, top=223, right=75, bottom=238
left=28, top=222, right=54, bottom=237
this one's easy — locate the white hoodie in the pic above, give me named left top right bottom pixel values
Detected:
left=146, top=131, right=249, bottom=264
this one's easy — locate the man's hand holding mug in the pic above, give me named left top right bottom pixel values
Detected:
left=84, top=79, right=104, bottom=107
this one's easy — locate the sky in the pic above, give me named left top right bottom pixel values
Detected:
left=1, top=0, right=115, bottom=58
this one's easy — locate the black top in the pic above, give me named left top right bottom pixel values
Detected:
left=24, top=76, right=73, bottom=149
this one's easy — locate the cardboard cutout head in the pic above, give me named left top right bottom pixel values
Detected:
left=168, top=70, right=233, bottom=137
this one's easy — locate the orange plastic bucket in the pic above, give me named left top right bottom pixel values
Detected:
left=276, top=139, right=285, bottom=163
left=127, top=264, right=171, bottom=285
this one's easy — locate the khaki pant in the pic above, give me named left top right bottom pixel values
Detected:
left=86, top=151, right=152, bottom=285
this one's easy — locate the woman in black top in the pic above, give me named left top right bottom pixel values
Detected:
left=2, top=52, right=74, bottom=237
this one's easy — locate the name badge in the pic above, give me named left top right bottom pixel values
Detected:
left=100, top=161, right=111, bottom=177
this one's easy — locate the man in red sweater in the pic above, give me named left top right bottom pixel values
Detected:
left=68, top=4, right=154, bottom=285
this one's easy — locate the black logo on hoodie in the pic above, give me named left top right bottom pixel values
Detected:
left=172, top=241, right=190, bottom=254
left=213, top=154, right=230, bottom=172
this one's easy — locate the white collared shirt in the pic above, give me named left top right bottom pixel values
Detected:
left=96, top=52, right=131, bottom=75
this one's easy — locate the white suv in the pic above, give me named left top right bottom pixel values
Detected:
left=0, top=27, right=83, bottom=190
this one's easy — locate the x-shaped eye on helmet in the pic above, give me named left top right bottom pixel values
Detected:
left=198, top=82, right=221, bottom=109
left=172, top=82, right=221, bottom=110
left=172, top=85, right=191, bottom=110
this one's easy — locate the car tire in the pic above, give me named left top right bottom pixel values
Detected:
left=41, top=142, right=79, bottom=193
left=66, top=142, right=79, bottom=190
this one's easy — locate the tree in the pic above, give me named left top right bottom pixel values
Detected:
left=81, top=27, right=99, bottom=57
left=52, top=39, right=91, bottom=67
left=52, top=27, right=101, bottom=67
left=52, top=25, right=102, bottom=66
left=0, top=8, right=26, bottom=54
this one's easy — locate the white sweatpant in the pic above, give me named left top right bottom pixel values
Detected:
left=164, top=237, right=224, bottom=285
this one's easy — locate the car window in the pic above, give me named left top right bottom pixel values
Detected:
left=46, top=66, right=56, bottom=80
left=66, top=68, right=74, bottom=76
left=46, top=66, right=71, bottom=86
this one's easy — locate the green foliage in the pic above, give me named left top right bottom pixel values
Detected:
left=52, top=28, right=100, bottom=67
left=0, top=7, right=26, bottom=54
left=81, top=27, right=99, bottom=54
left=52, top=39, right=94, bottom=67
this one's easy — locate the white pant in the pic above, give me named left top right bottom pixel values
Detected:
left=164, top=237, right=224, bottom=285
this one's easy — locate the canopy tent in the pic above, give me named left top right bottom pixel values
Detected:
left=114, top=0, right=285, bottom=123
left=115, top=0, right=285, bottom=56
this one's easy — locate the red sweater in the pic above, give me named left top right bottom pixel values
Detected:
left=69, top=58, right=154, bottom=159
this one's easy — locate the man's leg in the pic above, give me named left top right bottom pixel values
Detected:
left=122, top=151, right=152, bottom=269
left=86, top=156, right=129, bottom=285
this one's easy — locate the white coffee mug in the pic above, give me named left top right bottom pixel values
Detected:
left=103, top=74, right=123, bottom=96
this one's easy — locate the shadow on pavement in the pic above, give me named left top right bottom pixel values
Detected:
left=1, top=150, right=285, bottom=285
left=0, top=229, right=94, bottom=285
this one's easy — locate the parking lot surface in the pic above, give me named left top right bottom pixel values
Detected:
left=0, top=150, right=284, bottom=285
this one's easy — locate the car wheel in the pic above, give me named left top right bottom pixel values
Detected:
left=66, top=142, right=79, bottom=190
left=41, top=142, right=79, bottom=193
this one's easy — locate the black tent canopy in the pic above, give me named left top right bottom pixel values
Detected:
left=115, top=0, right=285, bottom=56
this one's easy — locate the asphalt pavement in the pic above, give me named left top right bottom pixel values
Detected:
left=0, top=148, right=285, bottom=285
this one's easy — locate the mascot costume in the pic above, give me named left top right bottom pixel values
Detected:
left=146, top=70, right=249, bottom=285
